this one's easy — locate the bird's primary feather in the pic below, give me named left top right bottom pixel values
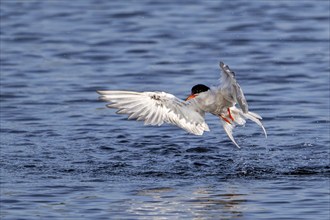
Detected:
left=97, top=90, right=210, bottom=135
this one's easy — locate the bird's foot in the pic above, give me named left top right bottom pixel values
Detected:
left=220, top=108, right=235, bottom=124
left=227, top=108, right=234, bottom=121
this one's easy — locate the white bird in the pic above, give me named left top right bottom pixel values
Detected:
left=97, top=61, right=267, bottom=148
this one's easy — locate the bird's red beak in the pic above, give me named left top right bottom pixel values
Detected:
left=185, top=94, right=196, bottom=101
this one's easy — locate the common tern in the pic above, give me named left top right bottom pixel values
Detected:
left=97, top=61, right=267, bottom=148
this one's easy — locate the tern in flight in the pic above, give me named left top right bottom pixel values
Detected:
left=97, top=61, right=267, bottom=148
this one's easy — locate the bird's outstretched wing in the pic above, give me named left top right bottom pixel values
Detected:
left=219, top=62, right=248, bottom=113
left=97, top=90, right=210, bottom=135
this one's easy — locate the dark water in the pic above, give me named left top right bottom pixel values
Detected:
left=1, top=0, right=329, bottom=219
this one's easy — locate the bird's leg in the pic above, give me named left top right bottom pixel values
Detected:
left=220, top=108, right=235, bottom=124
left=220, top=115, right=232, bottom=124
left=227, top=108, right=234, bottom=121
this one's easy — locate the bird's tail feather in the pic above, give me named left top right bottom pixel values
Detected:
left=221, top=107, right=267, bottom=148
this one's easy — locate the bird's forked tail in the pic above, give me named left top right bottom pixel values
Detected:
left=220, top=107, right=267, bottom=148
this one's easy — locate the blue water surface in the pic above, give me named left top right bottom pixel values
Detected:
left=1, top=0, right=329, bottom=219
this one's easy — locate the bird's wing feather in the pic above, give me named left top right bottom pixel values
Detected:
left=219, top=62, right=249, bottom=113
left=97, top=90, right=209, bottom=135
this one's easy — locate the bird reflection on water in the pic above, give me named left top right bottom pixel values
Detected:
left=128, top=185, right=247, bottom=219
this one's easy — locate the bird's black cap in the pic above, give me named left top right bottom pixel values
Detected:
left=191, top=84, right=210, bottom=94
